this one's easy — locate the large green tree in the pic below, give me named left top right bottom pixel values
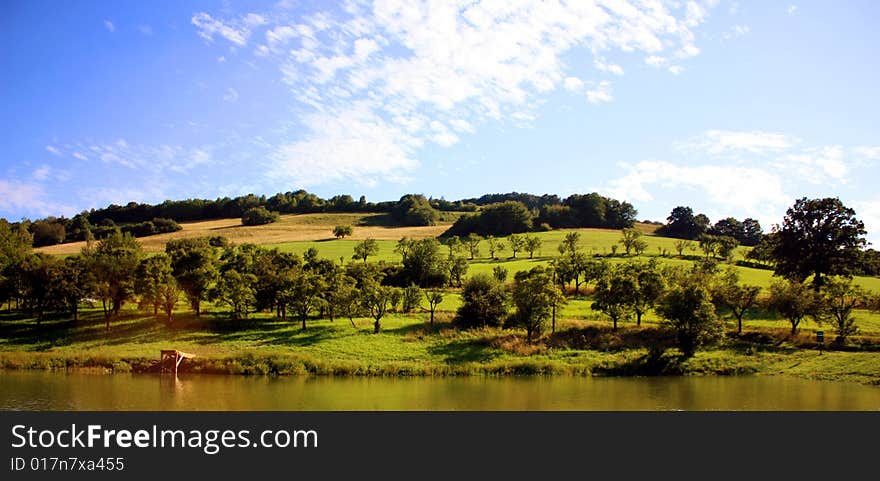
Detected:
left=767, top=279, right=819, bottom=335
left=591, top=265, right=635, bottom=331
left=656, top=276, right=723, bottom=357
left=453, top=274, right=509, bottom=328
left=352, top=238, right=379, bottom=263
left=711, top=269, right=761, bottom=334
left=508, top=267, right=565, bottom=342
left=86, top=230, right=142, bottom=330
left=817, top=277, right=865, bottom=344
left=770, top=197, right=867, bottom=288
left=166, top=238, right=218, bottom=316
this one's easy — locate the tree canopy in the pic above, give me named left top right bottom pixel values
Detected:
left=769, top=197, right=867, bottom=288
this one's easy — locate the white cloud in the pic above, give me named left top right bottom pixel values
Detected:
left=32, top=165, right=51, bottom=181
left=729, top=2, right=740, bottom=15
left=594, top=57, right=624, bottom=75
left=265, top=25, right=298, bottom=52
left=195, top=1, right=713, bottom=188
left=138, top=25, right=153, bottom=36
left=645, top=55, right=667, bottom=67
left=776, top=146, right=848, bottom=184
left=223, top=87, right=239, bottom=102
left=449, top=118, right=474, bottom=133
left=682, top=130, right=798, bottom=155
left=72, top=152, right=88, bottom=161
left=104, top=20, right=115, bottom=32
left=853, top=146, right=880, bottom=160
left=192, top=12, right=256, bottom=46
left=668, top=65, right=684, bottom=75
left=0, top=180, right=73, bottom=218
left=269, top=106, right=418, bottom=187
left=217, top=56, right=227, bottom=63
left=586, top=81, right=613, bottom=104
left=429, top=121, right=459, bottom=147
left=563, top=77, right=584, bottom=92
left=677, top=44, right=700, bottom=59
left=684, top=1, right=709, bottom=27
left=45, top=145, right=61, bottom=156
left=83, top=140, right=215, bottom=173
left=788, top=5, right=798, bottom=16
left=603, top=160, right=790, bottom=226
left=722, top=24, right=750, bottom=40
left=852, top=198, right=880, bottom=247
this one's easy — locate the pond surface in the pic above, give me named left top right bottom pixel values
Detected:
left=0, top=371, right=877, bottom=411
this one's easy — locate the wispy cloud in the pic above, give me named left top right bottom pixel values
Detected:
left=32, top=165, right=51, bottom=181
left=194, top=0, right=714, bottom=188
left=138, top=25, right=153, bottom=36
left=269, top=105, right=418, bottom=187
left=51, top=140, right=214, bottom=173
left=788, top=5, right=798, bottom=16
left=0, top=180, right=74, bottom=219
left=191, top=12, right=265, bottom=46
left=45, top=145, right=61, bottom=156
left=603, top=160, right=790, bottom=228
left=223, top=87, right=239, bottom=102
left=563, top=77, right=584, bottom=92
left=586, top=81, right=613, bottom=104
left=104, top=20, right=115, bottom=33
left=680, top=130, right=798, bottom=155
left=604, top=130, right=874, bottom=230
left=722, top=24, right=750, bottom=40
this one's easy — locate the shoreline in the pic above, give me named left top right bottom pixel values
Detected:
left=2, top=348, right=878, bottom=386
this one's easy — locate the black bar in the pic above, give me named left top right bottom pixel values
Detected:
left=2, top=411, right=877, bottom=479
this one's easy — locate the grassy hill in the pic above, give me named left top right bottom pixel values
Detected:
left=35, top=212, right=454, bottom=255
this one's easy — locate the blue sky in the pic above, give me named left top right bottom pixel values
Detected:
left=2, top=0, right=879, bottom=243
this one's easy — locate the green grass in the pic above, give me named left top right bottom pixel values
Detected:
left=1, top=298, right=878, bottom=384
left=8, top=226, right=879, bottom=384
left=266, top=228, right=880, bottom=294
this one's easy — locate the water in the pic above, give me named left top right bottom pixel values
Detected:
left=0, top=371, right=877, bottom=410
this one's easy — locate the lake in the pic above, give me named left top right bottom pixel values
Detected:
left=1, top=371, right=877, bottom=410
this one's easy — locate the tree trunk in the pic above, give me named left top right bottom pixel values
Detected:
left=301, top=315, right=307, bottom=331
left=430, top=308, right=435, bottom=324
left=737, top=316, right=743, bottom=335
left=349, top=316, right=357, bottom=328
left=551, top=304, right=556, bottom=333
left=613, top=317, right=618, bottom=331
left=373, top=319, right=380, bottom=334
left=636, top=310, right=642, bottom=327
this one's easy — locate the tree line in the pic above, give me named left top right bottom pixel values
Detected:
left=444, top=192, right=638, bottom=237
left=7, top=190, right=636, bottom=247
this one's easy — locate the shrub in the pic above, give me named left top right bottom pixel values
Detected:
left=241, top=207, right=279, bottom=226
left=333, top=225, right=353, bottom=239
left=454, top=274, right=509, bottom=328
left=401, top=285, right=422, bottom=313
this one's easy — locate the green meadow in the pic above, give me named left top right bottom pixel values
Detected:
left=265, top=228, right=880, bottom=293
left=4, top=223, right=880, bottom=385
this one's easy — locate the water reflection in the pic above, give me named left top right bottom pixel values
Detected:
left=0, top=372, right=877, bottom=411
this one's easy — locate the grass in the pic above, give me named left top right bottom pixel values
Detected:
left=268, top=227, right=880, bottom=293
left=35, top=212, right=457, bottom=255
left=1, top=297, right=878, bottom=384
left=16, top=220, right=880, bottom=385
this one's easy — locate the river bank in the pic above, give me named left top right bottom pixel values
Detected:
left=2, top=308, right=878, bottom=385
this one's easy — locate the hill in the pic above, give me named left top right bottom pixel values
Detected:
left=35, top=213, right=450, bottom=255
